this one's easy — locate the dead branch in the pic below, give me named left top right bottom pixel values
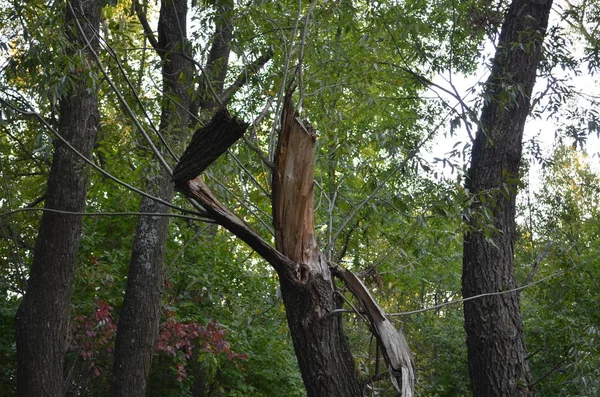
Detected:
left=331, top=262, right=416, bottom=397
left=172, top=108, right=248, bottom=183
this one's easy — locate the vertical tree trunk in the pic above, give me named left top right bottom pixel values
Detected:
left=110, top=0, right=192, bottom=395
left=110, top=1, right=233, bottom=395
left=272, top=97, right=363, bottom=396
left=198, top=0, right=233, bottom=112
left=14, top=1, right=101, bottom=395
left=462, top=0, right=553, bottom=395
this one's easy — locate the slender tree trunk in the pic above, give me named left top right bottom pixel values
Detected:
left=110, top=1, right=233, bottom=395
left=14, top=1, right=101, bottom=395
left=462, top=0, right=553, bottom=395
left=199, top=0, right=233, bottom=112
left=110, top=0, right=192, bottom=395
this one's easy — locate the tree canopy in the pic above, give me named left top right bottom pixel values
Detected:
left=1, top=0, right=599, bottom=395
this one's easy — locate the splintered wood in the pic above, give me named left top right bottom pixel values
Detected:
left=272, top=95, right=318, bottom=266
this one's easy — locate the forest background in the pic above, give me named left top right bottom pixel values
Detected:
left=0, top=0, right=599, bottom=396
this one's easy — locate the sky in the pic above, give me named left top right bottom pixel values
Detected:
left=426, top=2, right=600, bottom=189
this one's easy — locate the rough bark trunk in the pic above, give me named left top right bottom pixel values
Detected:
left=272, top=97, right=363, bottom=396
left=14, top=1, right=101, bottom=395
left=198, top=0, right=233, bottom=111
left=110, top=0, right=236, bottom=394
left=109, top=0, right=192, bottom=395
left=462, top=0, right=553, bottom=396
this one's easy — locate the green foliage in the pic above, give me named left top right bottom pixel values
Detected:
left=518, top=146, right=600, bottom=395
left=1, top=0, right=599, bottom=395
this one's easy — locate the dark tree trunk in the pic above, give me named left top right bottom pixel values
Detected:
left=462, top=0, right=553, bottom=396
left=198, top=0, right=233, bottom=111
left=14, top=1, right=101, bottom=395
left=109, top=0, right=192, bottom=395
left=271, top=97, right=363, bottom=396
left=110, top=0, right=234, bottom=395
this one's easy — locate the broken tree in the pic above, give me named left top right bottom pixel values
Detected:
left=174, top=95, right=415, bottom=397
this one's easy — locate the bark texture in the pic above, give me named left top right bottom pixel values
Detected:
left=272, top=97, right=363, bottom=396
left=110, top=0, right=192, bottom=395
left=462, top=0, right=553, bottom=395
left=14, top=1, right=101, bottom=395
left=172, top=108, right=247, bottom=183
left=198, top=0, right=233, bottom=111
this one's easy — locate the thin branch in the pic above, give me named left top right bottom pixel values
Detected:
left=334, top=289, right=370, bottom=324
left=267, top=2, right=303, bottom=163
left=168, top=225, right=210, bottom=270
left=521, top=241, right=553, bottom=287
left=176, top=177, right=298, bottom=280
left=77, top=10, right=211, bottom=215
left=226, top=149, right=271, bottom=197
left=241, top=95, right=276, bottom=170
left=389, top=263, right=582, bottom=317
left=68, top=2, right=173, bottom=174
left=98, top=32, right=179, bottom=162
left=296, top=0, right=319, bottom=113
left=220, top=49, right=274, bottom=105
left=529, top=350, right=570, bottom=387
left=207, top=174, right=274, bottom=236
left=0, top=207, right=211, bottom=222
left=133, top=0, right=160, bottom=52
left=327, top=108, right=453, bottom=254
left=241, top=135, right=275, bottom=170
left=25, top=194, right=46, bottom=208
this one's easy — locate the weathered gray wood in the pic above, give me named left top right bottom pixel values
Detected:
left=332, top=264, right=415, bottom=396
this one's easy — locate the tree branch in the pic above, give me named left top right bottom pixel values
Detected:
left=521, top=241, right=553, bottom=288
left=175, top=177, right=297, bottom=279
left=331, top=262, right=416, bottom=396
left=220, top=49, right=274, bottom=105
left=133, top=0, right=160, bottom=52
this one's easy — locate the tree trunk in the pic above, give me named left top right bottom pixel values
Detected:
left=110, top=0, right=192, bottom=395
left=14, top=1, right=101, bottom=395
left=271, top=96, right=363, bottom=396
left=110, top=0, right=234, bottom=395
left=462, top=0, right=553, bottom=395
left=175, top=95, right=416, bottom=396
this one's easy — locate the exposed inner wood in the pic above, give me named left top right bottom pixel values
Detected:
left=272, top=95, right=318, bottom=271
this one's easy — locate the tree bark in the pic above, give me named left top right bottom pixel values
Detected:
left=14, top=1, right=101, bottom=395
left=462, top=0, right=553, bottom=396
left=272, top=97, right=364, bottom=396
left=110, top=0, right=235, bottom=395
left=110, top=0, right=193, bottom=395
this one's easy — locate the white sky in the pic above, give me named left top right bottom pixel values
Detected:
left=426, top=3, right=600, bottom=188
